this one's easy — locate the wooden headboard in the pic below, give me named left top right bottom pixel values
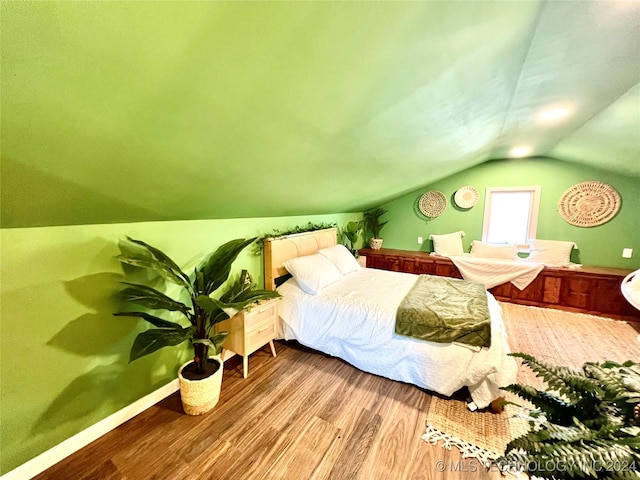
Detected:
left=263, top=228, right=338, bottom=290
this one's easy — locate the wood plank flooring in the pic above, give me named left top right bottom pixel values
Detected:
left=34, top=342, right=503, bottom=480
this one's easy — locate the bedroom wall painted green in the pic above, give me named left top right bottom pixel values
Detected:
left=379, top=158, right=640, bottom=270
left=0, top=212, right=361, bottom=474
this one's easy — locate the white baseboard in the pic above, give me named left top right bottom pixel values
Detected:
left=1, top=379, right=180, bottom=480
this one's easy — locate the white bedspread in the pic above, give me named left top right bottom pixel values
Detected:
left=449, top=255, right=545, bottom=290
left=277, top=268, right=518, bottom=409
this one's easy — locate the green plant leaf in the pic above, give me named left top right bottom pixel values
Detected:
left=113, top=311, right=185, bottom=329
left=502, top=383, right=578, bottom=425
left=192, top=338, right=215, bottom=347
left=211, top=309, right=232, bottom=327
left=196, top=292, right=280, bottom=321
left=208, top=332, right=228, bottom=356
left=118, top=282, right=191, bottom=315
left=218, top=270, right=253, bottom=303
left=498, top=355, right=640, bottom=480
left=218, top=269, right=282, bottom=305
left=192, top=332, right=228, bottom=355
left=117, top=237, right=191, bottom=289
left=509, top=352, right=603, bottom=404
left=194, top=295, right=228, bottom=314
left=363, top=207, right=389, bottom=239
left=222, top=285, right=281, bottom=305
left=129, top=326, right=195, bottom=362
left=199, top=238, right=256, bottom=295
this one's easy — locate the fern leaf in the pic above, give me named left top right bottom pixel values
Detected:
left=510, top=353, right=604, bottom=404
left=503, top=383, right=578, bottom=425
left=586, top=363, right=634, bottom=401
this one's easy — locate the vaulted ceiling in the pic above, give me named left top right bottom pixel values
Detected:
left=2, top=1, right=639, bottom=228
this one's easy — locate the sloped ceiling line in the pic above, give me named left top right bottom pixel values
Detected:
left=495, top=0, right=546, bottom=141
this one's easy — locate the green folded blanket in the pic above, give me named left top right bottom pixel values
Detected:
left=395, top=275, right=491, bottom=348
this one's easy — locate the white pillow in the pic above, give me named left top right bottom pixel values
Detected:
left=319, top=244, right=361, bottom=275
left=430, top=231, right=465, bottom=256
left=527, top=239, right=577, bottom=267
left=284, top=254, right=343, bottom=295
left=470, top=241, right=519, bottom=260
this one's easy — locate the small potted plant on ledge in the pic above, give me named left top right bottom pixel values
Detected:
left=341, top=221, right=363, bottom=256
left=114, top=236, right=280, bottom=415
left=364, top=207, right=389, bottom=250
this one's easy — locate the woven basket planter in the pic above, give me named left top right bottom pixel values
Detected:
left=178, top=356, right=223, bottom=416
left=370, top=238, right=384, bottom=250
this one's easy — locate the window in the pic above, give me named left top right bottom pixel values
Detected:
left=482, top=186, right=541, bottom=247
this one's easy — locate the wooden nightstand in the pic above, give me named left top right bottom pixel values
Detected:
left=217, top=298, right=279, bottom=378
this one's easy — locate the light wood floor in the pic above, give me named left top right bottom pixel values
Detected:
left=34, top=341, right=504, bottom=480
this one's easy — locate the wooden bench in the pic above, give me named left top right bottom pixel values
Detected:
left=359, top=248, right=640, bottom=321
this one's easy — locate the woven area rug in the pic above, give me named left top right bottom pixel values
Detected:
left=423, top=303, right=640, bottom=462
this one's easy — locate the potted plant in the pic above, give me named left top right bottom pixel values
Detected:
left=341, top=221, right=363, bottom=256
left=497, top=353, right=640, bottom=479
left=364, top=207, right=389, bottom=250
left=114, top=236, right=280, bottom=415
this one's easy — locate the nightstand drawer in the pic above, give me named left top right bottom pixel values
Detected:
left=245, top=302, right=278, bottom=331
left=218, top=297, right=279, bottom=378
left=247, top=319, right=276, bottom=354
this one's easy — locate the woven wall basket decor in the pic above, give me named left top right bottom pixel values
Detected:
left=419, top=190, right=447, bottom=218
left=454, top=186, right=479, bottom=209
left=557, top=181, right=621, bottom=227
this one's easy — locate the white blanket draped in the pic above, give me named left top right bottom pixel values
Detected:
left=277, top=268, right=517, bottom=409
left=622, top=269, right=640, bottom=311
left=449, top=255, right=545, bottom=290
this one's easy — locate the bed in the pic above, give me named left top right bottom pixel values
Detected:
left=264, top=228, right=518, bottom=409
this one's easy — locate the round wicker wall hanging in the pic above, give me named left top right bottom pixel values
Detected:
left=419, top=190, right=447, bottom=218
left=557, top=181, right=621, bottom=227
left=454, top=186, right=479, bottom=209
